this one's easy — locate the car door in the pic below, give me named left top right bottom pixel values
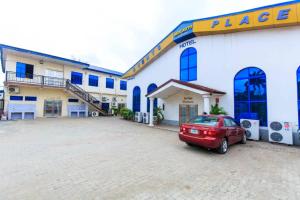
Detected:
left=223, top=118, right=236, bottom=145
left=228, top=118, right=242, bottom=143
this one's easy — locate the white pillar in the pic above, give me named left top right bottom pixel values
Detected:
left=149, top=97, right=154, bottom=127
left=203, top=95, right=211, bottom=114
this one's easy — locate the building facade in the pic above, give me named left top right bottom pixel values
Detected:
left=0, top=44, right=127, bottom=119
left=123, top=1, right=300, bottom=145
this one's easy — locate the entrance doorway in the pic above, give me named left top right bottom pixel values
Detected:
left=44, top=100, right=62, bottom=117
left=179, top=104, right=198, bottom=125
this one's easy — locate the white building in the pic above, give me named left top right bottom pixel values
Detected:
left=123, top=1, right=300, bottom=145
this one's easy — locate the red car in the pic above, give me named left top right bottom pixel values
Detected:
left=179, top=115, right=247, bottom=154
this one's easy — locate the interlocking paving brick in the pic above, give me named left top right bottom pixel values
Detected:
left=0, top=118, right=299, bottom=200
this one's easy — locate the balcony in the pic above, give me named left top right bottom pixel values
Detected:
left=5, top=71, right=66, bottom=88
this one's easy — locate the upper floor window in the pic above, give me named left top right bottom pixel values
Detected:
left=16, top=62, right=34, bottom=79
left=180, top=47, right=197, bottom=82
left=10, top=95, right=23, bottom=101
left=88, top=75, right=99, bottom=87
left=106, top=78, right=114, bottom=89
left=25, top=96, right=37, bottom=101
left=120, top=80, right=127, bottom=90
left=71, top=71, right=83, bottom=85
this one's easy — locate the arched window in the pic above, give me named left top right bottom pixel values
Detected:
left=180, top=47, right=197, bottom=81
left=297, top=67, right=300, bottom=126
left=132, top=86, right=141, bottom=112
left=234, top=67, right=268, bottom=126
left=147, top=83, right=158, bottom=112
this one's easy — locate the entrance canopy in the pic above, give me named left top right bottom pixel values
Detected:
left=146, top=79, right=226, bottom=99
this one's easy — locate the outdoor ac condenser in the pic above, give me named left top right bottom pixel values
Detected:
left=268, top=121, right=293, bottom=145
left=240, top=119, right=260, bottom=140
left=143, top=112, right=150, bottom=124
left=135, top=112, right=143, bottom=123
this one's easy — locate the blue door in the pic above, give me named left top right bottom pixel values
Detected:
left=102, top=103, right=110, bottom=112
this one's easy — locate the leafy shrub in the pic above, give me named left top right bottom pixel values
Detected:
left=154, top=107, right=164, bottom=124
left=210, top=104, right=227, bottom=115
left=120, top=108, right=134, bottom=120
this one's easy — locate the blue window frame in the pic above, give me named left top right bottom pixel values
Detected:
left=180, top=47, right=197, bottom=82
left=106, top=78, right=114, bottom=89
left=88, top=75, right=99, bottom=87
left=234, top=67, right=268, bottom=126
left=120, top=80, right=127, bottom=90
left=10, top=96, right=23, bottom=101
left=71, top=72, right=83, bottom=85
left=16, top=62, right=34, bottom=79
left=132, top=86, right=141, bottom=112
left=25, top=96, right=37, bottom=101
left=147, top=83, right=158, bottom=112
left=297, top=67, right=300, bottom=127
left=68, top=98, right=79, bottom=103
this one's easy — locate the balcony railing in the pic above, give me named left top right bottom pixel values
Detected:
left=6, top=71, right=66, bottom=88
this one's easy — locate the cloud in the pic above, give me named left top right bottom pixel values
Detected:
left=0, top=0, right=285, bottom=85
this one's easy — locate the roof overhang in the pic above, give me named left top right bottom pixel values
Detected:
left=146, top=79, right=226, bottom=99
left=0, top=44, right=90, bottom=73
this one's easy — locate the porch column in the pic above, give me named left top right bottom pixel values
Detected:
left=149, top=97, right=154, bottom=127
left=203, top=95, right=211, bottom=114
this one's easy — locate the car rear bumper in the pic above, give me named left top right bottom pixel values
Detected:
left=179, top=132, right=221, bottom=149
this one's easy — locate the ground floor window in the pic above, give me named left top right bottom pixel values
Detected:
left=234, top=67, right=267, bottom=126
left=147, top=83, right=158, bottom=112
left=132, top=86, right=141, bottom=112
left=297, top=67, right=300, bottom=127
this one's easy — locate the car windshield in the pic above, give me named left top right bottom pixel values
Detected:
left=189, top=116, right=219, bottom=126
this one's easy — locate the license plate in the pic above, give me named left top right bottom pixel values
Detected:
left=190, top=129, right=198, bottom=134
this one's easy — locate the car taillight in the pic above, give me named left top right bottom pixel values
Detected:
left=203, top=130, right=216, bottom=136
left=180, top=127, right=186, bottom=132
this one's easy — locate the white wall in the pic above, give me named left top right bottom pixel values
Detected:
left=127, top=26, right=300, bottom=125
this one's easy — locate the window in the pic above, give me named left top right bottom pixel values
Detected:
left=147, top=83, right=158, bottom=112
left=234, top=67, right=267, bottom=126
left=88, top=75, right=99, bottom=87
left=224, top=118, right=237, bottom=127
left=180, top=47, right=197, bottom=81
left=297, top=67, right=300, bottom=127
left=71, top=72, right=83, bottom=85
left=132, top=86, right=141, bottom=112
left=68, top=98, right=79, bottom=103
left=106, top=78, right=114, bottom=89
left=16, top=62, right=34, bottom=79
left=120, top=80, right=127, bottom=90
left=190, top=116, right=219, bottom=126
left=25, top=96, right=37, bottom=101
left=10, top=96, right=23, bottom=101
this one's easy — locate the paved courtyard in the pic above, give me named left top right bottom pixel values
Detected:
left=0, top=117, right=300, bottom=200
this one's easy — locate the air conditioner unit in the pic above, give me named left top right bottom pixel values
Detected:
left=8, top=86, right=20, bottom=94
left=143, top=112, right=150, bottom=124
left=112, top=97, right=117, bottom=102
left=268, top=121, right=293, bottom=145
left=240, top=119, right=260, bottom=140
left=91, top=111, right=99, bottom=117
left=102, top=97, right=107, bottom=102
left=112, top=102, right=117, bottom=107
left=135, top=112, right=143, bottom=123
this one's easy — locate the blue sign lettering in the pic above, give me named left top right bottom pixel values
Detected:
left=258, top=12, right=270, bottom=22
left=240, top=16, right=249, bottom=25
left=225, top=19, right=232, bottom=27
left=211, top=20, right=220, bottom=28
left=277, top=9, right=291, bottom=20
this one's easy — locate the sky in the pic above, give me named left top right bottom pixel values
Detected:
left=0, top=0, right=286, bottom=86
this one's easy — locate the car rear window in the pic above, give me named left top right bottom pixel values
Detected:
left=189, top=116, right=219, bottom=126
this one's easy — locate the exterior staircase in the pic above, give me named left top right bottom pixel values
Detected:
left=66, top=80, right=108, bottom=116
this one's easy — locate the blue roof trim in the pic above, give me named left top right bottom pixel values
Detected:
left=124, top=0, right=300, bottom=77
left=85, top=65, right=123, bottom=77
left=0, top=44, right=90, bottom=68
left=0, top=47, right=4, bottom=73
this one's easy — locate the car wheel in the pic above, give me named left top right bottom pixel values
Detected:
left=241, top=133, right=247, bottom=144
left=217, top=138, right=228, bottom=154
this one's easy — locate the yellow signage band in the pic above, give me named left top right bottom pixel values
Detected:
left=123, top=1, right=300, bottom=79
